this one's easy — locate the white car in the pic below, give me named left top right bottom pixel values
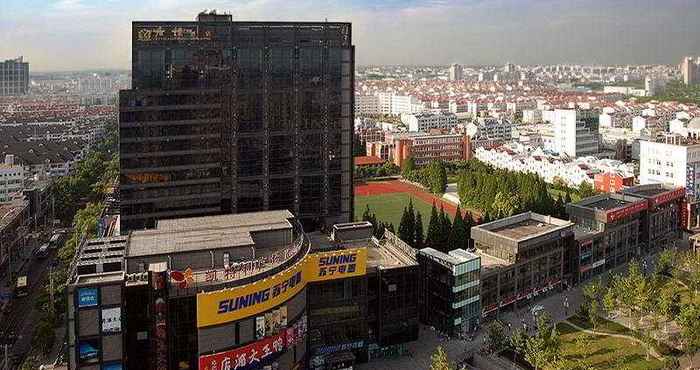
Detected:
left=530, top=304, right=545, bottom=318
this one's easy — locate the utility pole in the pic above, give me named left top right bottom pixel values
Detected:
left=49, top=262, right=54, bottom=317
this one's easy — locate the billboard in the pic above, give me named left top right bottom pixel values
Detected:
left=196, top=248, right=367, bottom=328
left=77, top=287, right=98, bottom=308
left=304, top=248, right=367, bottom=282
left=255, top=316, right=265, bottom=340
left=606, top=201, right=647, bottom=223
left=199, top=316, right=307, bottom=370
left=102, top=307, right=122, bottom=334
left=197, top=261, right=305, bottom=328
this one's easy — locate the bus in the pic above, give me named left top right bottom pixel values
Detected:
left=15, top=275, right=28, bottom=298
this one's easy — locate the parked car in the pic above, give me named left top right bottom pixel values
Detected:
left=35, top=243, right=50, bottom=258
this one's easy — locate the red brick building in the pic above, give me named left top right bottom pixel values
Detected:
left=593, top=172, right=634, bottom=193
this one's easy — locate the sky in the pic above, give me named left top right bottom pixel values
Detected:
left=1, top=0, right=699, bottom=71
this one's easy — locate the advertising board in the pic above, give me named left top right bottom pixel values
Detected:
left=77, top=287, right=98, bottom=308
left=196, top=248, right=367, bottom=328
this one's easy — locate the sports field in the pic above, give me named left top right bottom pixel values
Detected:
left=354, top=180, right=459, bottom=230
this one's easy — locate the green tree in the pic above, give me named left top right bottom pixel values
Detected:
left=578, top=181, right=597, bottom=198
left=484, top=320, right=509, bottom=354
left=513, top=312, right=561, bottom=370
left=438, top=205, right=451, bottom=251
left=430, top=346, right=453, bottom=370
left=657, top=285, right=680, bottom=333
left=401, top=156, right=416, bottom=178
left=427, top=160, right=448, bottom=194
left=677, top=302, right=700, bottom=352
left=398, top=200, right=416, bottom=246
left=447, top=206, right=467, bottom=251
left=415, top=211, right=424, bottom=248
left=425, top=203, right=442, bottom=251
left=656, top=249, right=676, bottom=276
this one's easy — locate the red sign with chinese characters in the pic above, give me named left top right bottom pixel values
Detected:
left=651, top=188, right=685, bottom=208
left=606, top=201, right=648, bottom=223
left=199, top=316, right=307, bottom=370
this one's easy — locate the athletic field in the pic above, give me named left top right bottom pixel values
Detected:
left=354, top=180, right=459, bottom=230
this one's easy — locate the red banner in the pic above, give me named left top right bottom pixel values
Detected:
left=651, top=188, right=685, bottom=207
left=199, top=316, right=307, bottom=370
left=606, top=201, right=648, bottom=223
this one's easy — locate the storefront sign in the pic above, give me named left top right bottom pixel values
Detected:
left=77, top=288, right=98, bottom=307
left=197, top=261, right=305, bottom=327
left=102, top=307, right=122, bottom=334
left=606, top=201, right=647, bottom=223
left=312, top=340, right=365, bottom=356
left=651, top=187, right=685, bottom=207
left=591, top=259, right=606, bottom=269
left=199, top=316, right=307, bottom=370
left=305, top=248, right=367, bottom=282
left=136, top=26, right=213, bottom=42
left=196, top=248, right=367, bottom=327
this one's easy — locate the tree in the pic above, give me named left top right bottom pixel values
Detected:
left=511, top=312, right=561, bottom=370
left=657, top=285, right=680, bottom=333
left=578, top=181, right=596, bottom=198
left=656, top=249, right=676, bottom=276
left=484, top=320, right=509, bottom=354
left=427, top=160, right=448, bottom=194
left=398, top=199, right=416, bottom=246
left=430, top=346, right=453, bottom=370
left=564, top=191, right=572, bottom=205
left=401, top=156, right=416, bottom=178
left=447, top=206, right=467, bottom=251
left=492, top=191, right=520, bottom=219
left=415, top=211, right=424, bottom=248
left=677, top=302, right=700, bottom=353
left=438, top=205, right=451, bottom=251
left=426, top=203, right=442, bottom=251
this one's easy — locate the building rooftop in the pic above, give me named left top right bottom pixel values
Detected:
left=0, top=200, right=27, bottom=230
left=368, top=232, right=418, bottom=269
left=472, top=212, right=573, bottom=243
left=585, top=197, right=629, bottom=211
left=354, top=155, right=385, bottom=166
left=128, top=210, right=294, bottom=258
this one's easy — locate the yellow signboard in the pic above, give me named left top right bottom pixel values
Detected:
left=304, top=248, right=367, bottom=282
left=196, top=248, right=367, bottom=328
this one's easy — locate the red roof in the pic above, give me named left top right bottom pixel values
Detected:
left=354, top=156, right=385, bottom=166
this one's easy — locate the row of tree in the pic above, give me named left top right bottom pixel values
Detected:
left=402, top=158, right=448, bottom=195
left=457, top=159, right=568, bottom=219
left=377, top=198, right=478, bottom=253
left=354, top=161, right=400, bottom=179
left=582, top=252, right=700, bottom=356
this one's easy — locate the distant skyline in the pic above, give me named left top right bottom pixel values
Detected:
left=1, top=0, right=699, bottom=72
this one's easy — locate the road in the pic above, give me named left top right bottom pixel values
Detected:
left=0, top=237, right=57, bottom=369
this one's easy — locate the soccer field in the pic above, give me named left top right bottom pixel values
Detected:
left=354, top=192, right=446, bottom=231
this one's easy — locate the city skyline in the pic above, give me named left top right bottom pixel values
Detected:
left=1, top=0, right=700, bottom=71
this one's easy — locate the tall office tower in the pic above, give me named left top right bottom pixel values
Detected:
left=448, top=63, right=463, bottom=81
left=119, top=12, right=354, bottom=232
left=681, top=56, right=698, bottom=85
left=0, top=57, right=29, bottom=96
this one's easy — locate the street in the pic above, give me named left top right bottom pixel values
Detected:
left=0, top=232, right=58, bottom=369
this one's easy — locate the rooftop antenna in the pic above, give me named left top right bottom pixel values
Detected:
left=325, top=17, right=328, bottom=22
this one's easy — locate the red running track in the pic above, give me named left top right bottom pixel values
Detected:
left=355, top=180, right=464, bottom=217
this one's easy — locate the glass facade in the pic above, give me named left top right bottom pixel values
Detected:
left=120, top=19, right=354, bottom=232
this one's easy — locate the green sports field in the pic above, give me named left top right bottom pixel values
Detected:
left=354, top=192, right=446, bottom=231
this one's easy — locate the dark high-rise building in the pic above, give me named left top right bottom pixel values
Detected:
left=119, top=12, right=354, bottom=232
left=0, top=57, right=29, bottom=96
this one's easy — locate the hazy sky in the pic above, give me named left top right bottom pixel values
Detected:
left=1, top=0, right=699, bottom=71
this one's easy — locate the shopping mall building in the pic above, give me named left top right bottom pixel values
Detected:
left=66, top=211, right=419, bottom=370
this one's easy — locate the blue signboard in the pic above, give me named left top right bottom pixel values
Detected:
left=103, top=363, right=123, bottom=370
left=77, top=287, right=98, bottom=307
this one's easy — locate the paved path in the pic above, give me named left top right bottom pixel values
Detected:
left=561, top=320, right=663, bottom=360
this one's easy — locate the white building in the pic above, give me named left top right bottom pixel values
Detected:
left=0, top=155, right=25, bottom=203
left=465, top=118, right=513, bottom=141
left=551, top=109, right=599, bottom=158
left=401, top=112, right=459, bottom=132
left=639, top=135, right=700, bottom=197
left=355, top=95, right=381, bottom=116
left=449, top=64, right=463, bottom=81
left=522, top=109, right=542, bottom=124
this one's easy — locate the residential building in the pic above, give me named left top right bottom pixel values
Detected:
left=681, top=56, right=699, bottom=85
left=465, top=117, right=513, bottom=142
left=417, top=248, right=481, bottom=336
left=0, top=57, right=29, bottom=96
left=621, top=184, right=684, bottom=253
left=522, top=109, right=542, bottom=124
left=449, top=64, right=463, bottom=81
left=471, top=212, right=574, bottom=317
left=645, top=75, right=667, bottom=96
left=593, top=172, right=634, bottom=193
left=551, top=109, right=599, bottom=158
left=639, top=135, right=700, bottom=198
left=0, top=155, right=24, bottom=203
left=355, top=95, right=381, bottom=116
left=0, top=200, right=29, bottom=278
left=401, top=112, right=458, bottom=132
left=119, top=14, right=354, bottom=232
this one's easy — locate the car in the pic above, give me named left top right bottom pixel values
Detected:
left=530, top=304, right=546, bottom=318
left=35, top=243, right=50, bottom=258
